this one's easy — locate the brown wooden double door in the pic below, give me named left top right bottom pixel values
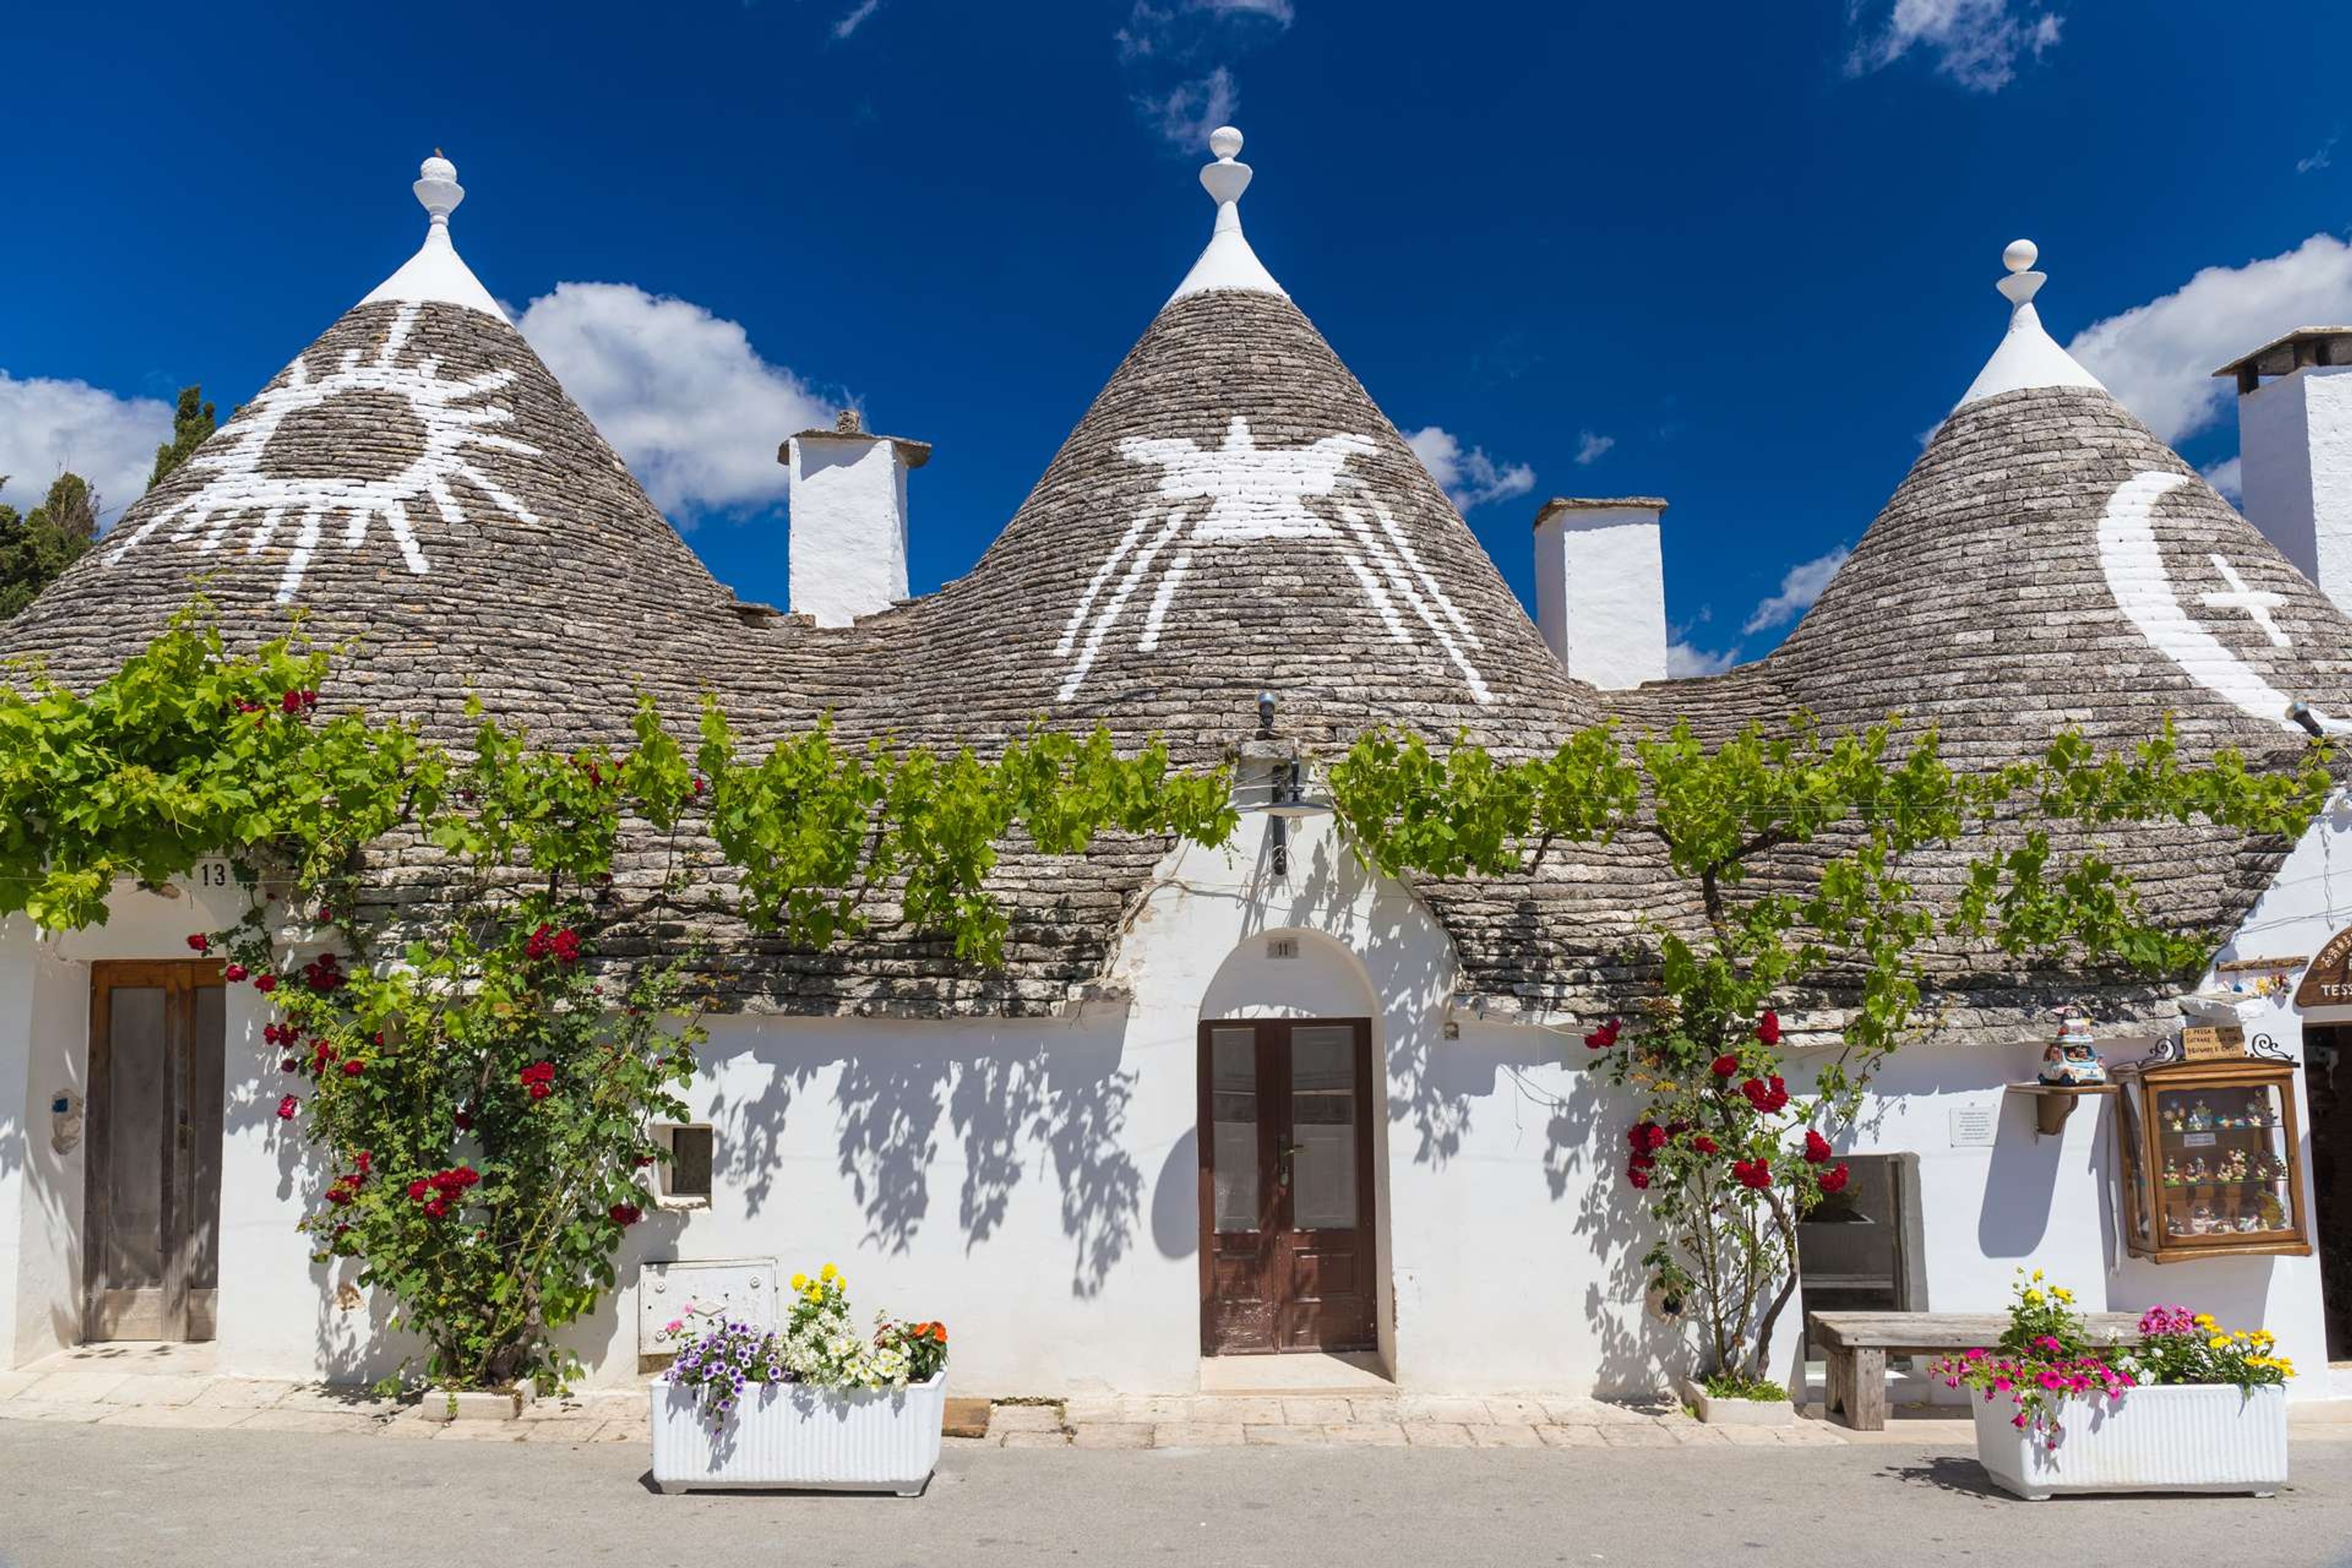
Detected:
left=1199, top=1019, right=1378, bottom=1355
left=85, top=962, right=225, bottom=1341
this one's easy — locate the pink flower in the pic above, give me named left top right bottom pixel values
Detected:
left=2012, top=1412, right=2030, bottom=1429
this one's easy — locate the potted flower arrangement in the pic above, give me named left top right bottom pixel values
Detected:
left=651, top=1264, right=949, bottom=1496
left=1931, top=1272, right=2291, bottom=1500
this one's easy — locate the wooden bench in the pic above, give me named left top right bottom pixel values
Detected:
left=1808, top=1311, right=2144, bottom=1431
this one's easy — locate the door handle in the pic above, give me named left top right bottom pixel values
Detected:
left=1276, top=1136, right=1297, bottom=1190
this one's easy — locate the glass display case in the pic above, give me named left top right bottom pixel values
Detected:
left=2115, top=1055, right=2310, bottom=1263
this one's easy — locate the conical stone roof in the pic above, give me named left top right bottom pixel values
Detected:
left=826, top=128, right=1595, bottom=761
left=2, top=157, right=748, bottom=744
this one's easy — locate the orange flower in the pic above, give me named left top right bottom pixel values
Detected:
left=930, top=1323, right=948, bottom=1344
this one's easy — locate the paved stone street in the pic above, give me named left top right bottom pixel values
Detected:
left=4, top=1415, right=2351, bottom=1567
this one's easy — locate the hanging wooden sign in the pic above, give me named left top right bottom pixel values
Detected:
left=2179, top=1025, right=2244, bottom=1061
left=2293, top=924, right=2352, bottom=1006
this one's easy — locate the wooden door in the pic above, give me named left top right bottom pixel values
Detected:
left=85, top=962, right=225, bottom=1341
left=1199, top=1019, right=1378, bottom=1355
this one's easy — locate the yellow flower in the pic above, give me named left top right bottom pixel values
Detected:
left=791, top=1273, right=808, bottom=1291
left=2209, top=1335, right=2233, bottom=1350
left=2051, top=1288, right=2073, bottom=1303
left=2022, top=1290, right=2044, bottom=1306
left=2253, top=1331, right=2275, bottom=1348
left=2193, top=1313, right=2216, bottom=1329
left=2032, top=1270, right=2045, bottom=1282
left=821, top=1262, right=840, bottom=1283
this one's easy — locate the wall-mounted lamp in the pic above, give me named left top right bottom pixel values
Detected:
left=1257, top=691, right=1276, bottom=735
left=2288, top=700, right=2326, bottom=739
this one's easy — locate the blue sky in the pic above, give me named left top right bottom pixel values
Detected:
left=4, top=1, right=2347, bottom=674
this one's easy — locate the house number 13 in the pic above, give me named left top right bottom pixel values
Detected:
left=195, top=859, right=232, bottom=889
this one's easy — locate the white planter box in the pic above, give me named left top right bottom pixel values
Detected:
left=1972, top=1383, right=2287, bottom=1500
left=649, top=1374, right=945, bottom=1497
left=1678, top=1378, right=1794, bottom=1426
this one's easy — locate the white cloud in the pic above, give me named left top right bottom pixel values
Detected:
left=514, top=282, right=833, bottom=519
left=1117, top=1, right=1289, bottom=148
left=1740, top=546, right=1850, bottom=635
left=2067, top=233, right=2352, bottom=446
left=2298, top=135, right=2337, bottom=176
left=1667, top=639, right=1738, bottom=679
left=832, top=0, right=881, bottom=38
left=1572, top=429, right=1615, bottom=467
left=1406, top=425, right=1536, bottom=511
left=2202, top=456, right=2243, bottom=504
left=1845, top=0, right=2062, bottom=93
left=0, top=372, right=172, bottom=527
left=1136, top=66, right=1238, bottom=151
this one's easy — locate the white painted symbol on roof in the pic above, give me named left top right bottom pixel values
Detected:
left=1055, top=417, right=1492, bottom=704
left=2199, top=556, right=2291, bottom=649
left=2097, top=471, right=2343, bottom=734
left=102, top=302, right=540, bottom=605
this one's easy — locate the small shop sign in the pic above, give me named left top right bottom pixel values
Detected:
left=2179, top=1025, right=2245, bottom=1061
left=2292, top=924, right=2352, bottom=1006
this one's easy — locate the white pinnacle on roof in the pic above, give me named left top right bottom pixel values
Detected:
left=358, top=153, right=508, bottom=321
left=1955, top=239, right=2105, bottom=409
left=1169, top=126, right=1288, bottom=303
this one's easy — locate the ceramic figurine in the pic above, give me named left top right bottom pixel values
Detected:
left=2188, top=1199, right=2216, bottom=1233
left=2037, top=1008, right=2108, bottom=1086
left=2166, top=1212, right=2190, bottom=1237
left=2163, top=1156, right=2183, bottom=1186
left=2185, top=1156, right=2211, bottom=1183
left=2188, top=1099, right=2214, bottom=1132
left=2222, top=1149, right=2249, bottom=1182
left=2166, top=1106, right=2186, bottom=1134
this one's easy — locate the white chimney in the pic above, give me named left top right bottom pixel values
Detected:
left=1531, top=496, right=1670, bottom=688
left=781, top=410, right=930, bottom=627
left=2218, top=328, right=2352, bottom=616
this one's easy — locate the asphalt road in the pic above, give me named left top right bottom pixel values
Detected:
left=1, top=1421, right=2348, bottom=1568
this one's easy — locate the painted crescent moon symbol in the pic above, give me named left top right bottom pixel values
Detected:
left=2095, top=470, right=2343, bottom=735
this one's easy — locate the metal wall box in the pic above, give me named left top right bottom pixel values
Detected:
left=639, top=1257, right=780, bottom=1356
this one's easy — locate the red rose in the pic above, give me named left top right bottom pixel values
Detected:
left=1732, top=1157, right=1773, bottom=1190
left=186, top=933, right=211, bottom=954
left=254, top=974, right=277, bottom=993
left=1711, top=1054, right=1740, bottom=1078
left=1627, top=1121, right=1667, bottom=1154
left=1755, top=1009, right=1782, bottom=1046
left=1583, top=1017, right=1622, bottom=1051
left=318, top=906, right=334, bottom=922
left=423, top=1198, right=449, bottom=1219
left=1818, top=1162, right=1851, bottom=1196
left=355, top=1151, right=371, bottom=1175
left=275, top=1095, right=298, bottom=1120
left=279, top=1057, right=297, bottom=1072
left=341, top=1060, right=363, bottom=1077
left=1628, top=1150, right=1655, bottom=1170
left=1692, top=1134, right=1719, bottom=1155
left=407, top=1180, right=429, bottom=1200
left=551, top=929, right=581, bottom=965
left=609, top=1203, right=642, bottom=1226
left=692, top=775, right=706, bottom=796
left=1803, top=1129, right=1832, bottom=1164
left=454, top=1109, right=472, bottom=1131
left=1741, top=1076, right=1790, bottom=1115
left=1625, top=1164, right=1652, bottom=1190
left=224, top=963, right=247, bottom=982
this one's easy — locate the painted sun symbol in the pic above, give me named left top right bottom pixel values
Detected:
left=104, top=301, right=540, bottom=604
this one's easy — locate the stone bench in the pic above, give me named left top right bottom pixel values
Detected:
left=1807, top=1310, right=2144, bottom=1430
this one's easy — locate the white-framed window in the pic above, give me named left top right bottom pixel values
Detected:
left=653, top=1124, right=715, bottom=1208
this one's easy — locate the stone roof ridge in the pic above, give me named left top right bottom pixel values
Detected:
left=358, top=153, right=508, bottom=321
left=1168, top=126, right=1287, bottom=303
left=1956, top=239, right=2105, bottom=410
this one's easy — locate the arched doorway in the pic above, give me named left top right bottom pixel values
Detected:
left=1196, top=930, right=1383, bottom=1357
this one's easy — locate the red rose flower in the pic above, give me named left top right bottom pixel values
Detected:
left=1711, top=1054, right=1740, bottom=1078
left=186, top=933, right=211, bottom=954
left=1803, top=1129, right=1832, bottom=1164
left=609, top=1203, right=643, bottom=1226
left=1692, top=1134, right=1719, bottom=1155
left=551, top=929, right=581, bottom=965
left=275, top=1095, right=298, bottom=1120
left=407, top=1180, right=429, bottom=1201
left=1818, top=1162, right=1851, bottom=1196
left=1583, top=1017, right=1623, bottom=1051
left=224, top=963, right=248, bottom=982
left=1625, top=1164, right=1652, bottom=1190
left=692, top=775, right=706, bottom=796
left=254, top=974, right=277, bottom=994
left=1741, top=1076, right=1790, bottom=1114
left=1627, top=1121, right=1668, bottom=1154
left=1732, top=1158, right=1773, bottom=1190
left=1755, top=1009, right=1782, bottom=1046
left=341, top=1059, right=364, bottom=1077
left=454, top=1109, right=473, bottom=1131
left=423, top=1198, right=450, bottom=1219
left=279, top=1057, right=298, bottom=1072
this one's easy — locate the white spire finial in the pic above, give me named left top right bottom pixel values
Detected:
left=1956, top=237, right=2104, bottom=410
left=415, top=154, right=464, bottom=228
left=1170, top=124, right=1286, bottom=303
left=358, top=151, right=506, bottom=320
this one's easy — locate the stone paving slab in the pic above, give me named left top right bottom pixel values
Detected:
left=18, top=1371, right=133, bottom=1404
left=97, top=1403, right=252, bottom=1431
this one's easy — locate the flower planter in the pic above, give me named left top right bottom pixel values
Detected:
left=1678, top=1378, right=1794, bottom=1426
left=1971, top=1383, right=2287, bottom=1500
left=650, top=1373, right=946, bottom=1497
